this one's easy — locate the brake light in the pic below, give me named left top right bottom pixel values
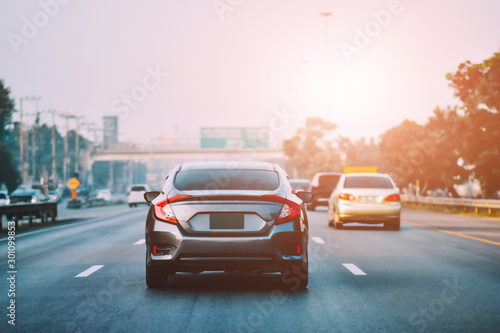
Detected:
left=168, top=194, right=190, bottom=203
left=385, top=194, right=400, bottom=202
left=262, top=195, right=300, bottom=224
left=152, top=245, right=157, bottom=255
left=154, top=200, right=179, bottom=224
left=339, top=193, right=356, bottom=201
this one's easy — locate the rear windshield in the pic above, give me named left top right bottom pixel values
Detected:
left=344, top=176, right=394, bottom=189
left=318, top=175, right=341, bottom=186
left=175, top=169, right=280, bottom=191
left=131, top=186, right=146, bottom=191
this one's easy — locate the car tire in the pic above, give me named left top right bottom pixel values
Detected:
left=328, top=219, right=335, bottom=227
left=307, top=203, right=316, bottom=211
left=146, top=263, right=172, bottom=288
left=334, top=221, right=343, bottom=229
left=129, top=204, right=133, bottom=207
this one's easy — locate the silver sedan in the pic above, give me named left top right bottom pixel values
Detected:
left=328, top=173, right=401, bottom=230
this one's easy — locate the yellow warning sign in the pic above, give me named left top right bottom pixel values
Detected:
left=68, top=177, right=80, bottom=189
left=343, top=166, right=378, bottom=174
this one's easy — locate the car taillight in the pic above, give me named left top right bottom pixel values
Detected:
left=154, top=201, right=178, bottom=224
left=168, top=194, right=190, bottom=203
left=276, top=201, right=300, bottom=224
left=154, top=194, right=190, bottom=224
left=263, top=195, right=300, bottom=224
left=385, top=194, right=400, bottom=202
left=339, top=193, right=356, bottom=201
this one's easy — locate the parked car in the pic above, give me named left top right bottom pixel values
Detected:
left=307, top=172, right=342, bottom=211
left=328, top=173, right=401, bottom=230
left=289, top=179, right=311, bottom=193
left=128, top=184, right=150, bottom=207
left=9, top=188, right=48, bottom=204
left=143, top=161, right=313, bottom=288
left=0, top=191, right=10, bottom=206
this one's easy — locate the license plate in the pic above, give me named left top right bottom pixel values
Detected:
left=360, top=196, right=378, bottom=203
left=210, top=213, right=244, bottom=229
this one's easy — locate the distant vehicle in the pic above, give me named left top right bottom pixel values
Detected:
left=96, top=189, right=113, bottom=202
left=0, top=191, right=10, bottom=206
left=49, top=189, right=63, bottom=203
left=128, top=184, right=150, bottom=207
left=143, top=161, right=313, bottom=288
left=289, top=179, right=310, bottom=193
left=76, top=187, right=90, bottom=203
left=328, top=173, right=401, bottom=230
left=307, top=172, right=343, bottom=211
left=9, top=188, right=48, bottom=204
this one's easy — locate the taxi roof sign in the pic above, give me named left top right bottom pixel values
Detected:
left=68, top=177, right=80, bottom=189
left=343, top=166, right=377, bottom=174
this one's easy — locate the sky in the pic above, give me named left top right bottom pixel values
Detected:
left=1, top=0, right=499, bottom=146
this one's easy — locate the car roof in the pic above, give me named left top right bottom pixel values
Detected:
left=179, top=161, right=276, bottom=171
left=11, top=190, right=39, bottom=195
left=314, top=172, right=343, bottom=176
left=344, top=173, right=391, bottom=178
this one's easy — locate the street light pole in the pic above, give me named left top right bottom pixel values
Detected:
left=320, top=12, right=332, bottom=121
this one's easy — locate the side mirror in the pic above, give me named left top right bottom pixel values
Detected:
left=295, top=191, right=314, bottom=203
left=144, top=191, right=160, bottom=203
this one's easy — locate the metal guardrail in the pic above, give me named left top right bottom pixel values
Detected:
left=0, top=202, right=58, bottom=231
left=401, top=195, right=500, bottom=214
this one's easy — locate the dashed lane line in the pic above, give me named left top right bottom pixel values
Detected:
left=75, top=265, right=105, bottom=278
left=342, top=263, right=367, bottom=276
left=311, top=237, right=325, bottom=244
left=134, top=239, right=145, bottom=245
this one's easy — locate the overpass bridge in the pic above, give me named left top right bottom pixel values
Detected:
left=87, top=147, right=290, bottom=191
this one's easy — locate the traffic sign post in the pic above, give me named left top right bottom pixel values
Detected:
left=68, top=176, right=81, bottom=208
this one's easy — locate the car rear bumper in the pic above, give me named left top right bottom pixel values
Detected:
left=337, top=203, right=401, bottom=222
left=146, top=220, right=306, bottom=273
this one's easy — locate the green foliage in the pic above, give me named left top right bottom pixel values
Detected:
left=446, top=52, right=500, bottom=196
left=0, top=80, right=19, bottom=191
left=0, top=80, right=15, bottom=141
left=380, top=52, right=500, bottom=197
left=283, top=117, right=342, bottom=178
left=379, top=108, right=465, bottom=196
left=338, top=136, right=378, bottom=167
left=0, top=144, right=20, bottom=192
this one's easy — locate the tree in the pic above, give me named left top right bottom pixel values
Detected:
left=283, top=117, right=342, bottom=178
left=338, top=136, right=378, bottom=167
left=378, top=108, right=465, bottom=196
left=446, top=52, right=500, bottom=196
left=0, top=80, right=20, bottom=191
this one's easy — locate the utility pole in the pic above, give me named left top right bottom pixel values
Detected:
left=320, top=12, right=332, bottom=121
left=49, top=110, right=57, bottom=185
left=19, top=96, right=40, bottom=184
left=19, top=98, right=24, bottom=184
left=59, top=113, right=75, bottom=182
left=74, top=116, right=85, bottom=174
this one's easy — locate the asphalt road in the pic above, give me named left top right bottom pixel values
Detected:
left=1, top=205, right=499, bottom=332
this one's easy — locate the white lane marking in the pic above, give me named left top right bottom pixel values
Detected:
left=311, top=237, right=325, bottom=244
left=75, top=265, right=104, bottom=278
left=134, top=239, right=145, bottom=245
left=342, top=264, right=367, bottom=276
